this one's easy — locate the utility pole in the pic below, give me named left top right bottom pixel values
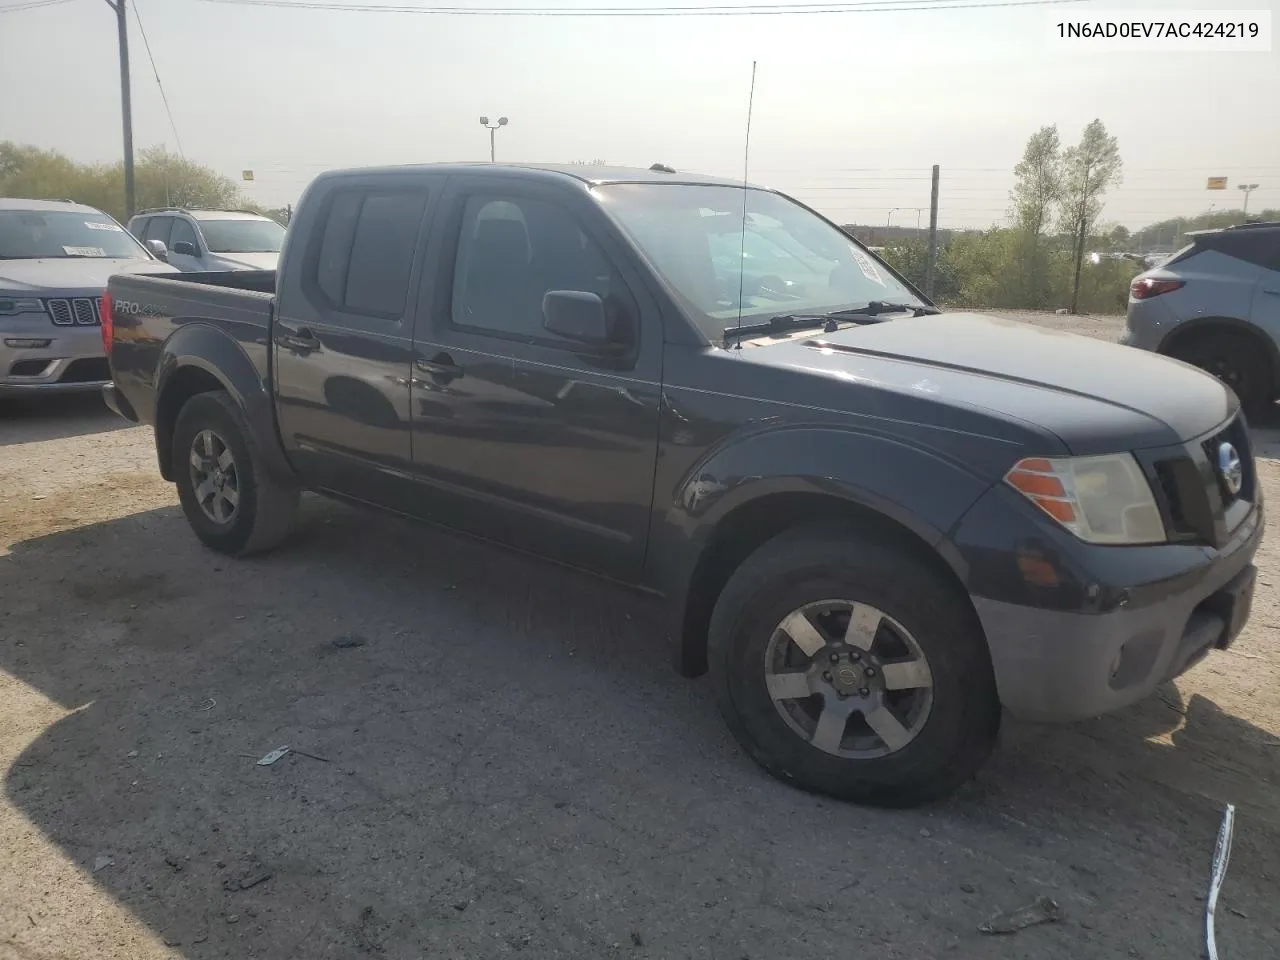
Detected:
left=105, top=0, right=135, bottom=219
left=1238, top=183, right=1259, bottom=220
left=925, top=165, right=940, bottom=300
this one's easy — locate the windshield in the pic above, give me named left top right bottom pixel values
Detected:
left=0, top=210, right=148, bottom=260
left=198, top=218, right=285, bottom=254
left=595, top=183, right=924, bottom=341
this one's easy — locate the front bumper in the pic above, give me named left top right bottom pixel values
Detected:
left=974, top=503, right=1262, bottom=722
left=1, top=321, right=108, bottom=397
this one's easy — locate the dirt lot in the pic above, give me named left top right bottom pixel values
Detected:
left=2, top=311, right=1278, bottom=960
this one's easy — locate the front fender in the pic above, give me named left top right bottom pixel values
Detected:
left=154, top=323, right=294, bottom=484
left=650, top=425, right=1000, bottom=637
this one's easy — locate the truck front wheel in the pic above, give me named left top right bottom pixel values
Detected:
left=707, top=526, right=1000, bottom=808
left=172, top=391, right=299, bottom=557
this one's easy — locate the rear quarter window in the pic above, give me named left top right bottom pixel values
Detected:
left=1184, top=230, right=1280, bottom=272
left=309, top=187, right=429, bottom=320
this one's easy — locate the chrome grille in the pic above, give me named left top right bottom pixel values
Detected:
left=44, top=298, right=100, bottom=327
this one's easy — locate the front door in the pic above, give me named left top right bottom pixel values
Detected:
left=273, top=175, right=436, bottom=511
left=407, top=178, right=663, bottom=581
left=166, top=217, right=205, bottom=272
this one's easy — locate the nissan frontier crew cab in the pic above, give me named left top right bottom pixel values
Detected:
left=101, top=163, right=1263, bottom=808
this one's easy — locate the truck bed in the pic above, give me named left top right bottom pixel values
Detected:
left=106, top=269, right=278, bottom=429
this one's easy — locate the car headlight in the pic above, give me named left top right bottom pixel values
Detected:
left=0, top=297, right=46, bottom=317
left=1005, top=454, right=1166, bottom=545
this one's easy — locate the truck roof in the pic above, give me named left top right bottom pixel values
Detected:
left=0, top=197, right=104, bottom=213
left=317, top=162, right=763, bottom=190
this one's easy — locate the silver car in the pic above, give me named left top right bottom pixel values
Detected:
left=1123, top=221, right=1280, bottom=417
left=0, top=198, right=175, bottom=397
left=126, top=209, right=285, bottom=273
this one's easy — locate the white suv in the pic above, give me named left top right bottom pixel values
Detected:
left=1123, top=221, right=1280, bottom=417
left=125, top=209, right=285, bottom=273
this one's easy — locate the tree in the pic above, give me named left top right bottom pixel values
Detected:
left=878, top=237, right=959, bottom=303
left=1009, top=126, right=1062, bottom=307
left=1059, top=120, right=1122, bottom=314
left=0, top=142, right=241, bottom=223
left=128, top=146, right=241, bottom=214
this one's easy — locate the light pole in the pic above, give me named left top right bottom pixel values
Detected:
left=1238, top=183, right=1260, bottom=220
left=480, top=116, right=508, bottom=163
left=886, top=208, right=899, bottom=226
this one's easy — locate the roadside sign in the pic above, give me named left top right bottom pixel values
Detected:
left=1207, top=177, right=1228, bottom=190
left=242, top=170, right=255, bottom=182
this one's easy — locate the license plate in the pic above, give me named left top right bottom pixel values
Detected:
left=1217, top=565, right=1257, bottom=649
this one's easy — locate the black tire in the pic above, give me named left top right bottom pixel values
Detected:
left=708, top=526, right=1000, bottom=808
left=1168, top=332, right=1273, bottom=419
left=172, top=390, right=299, bottom=556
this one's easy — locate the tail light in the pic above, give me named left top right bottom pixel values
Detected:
left=100, top=290, right=113, bottom=356
left=1130, top=277, right=1184, bottom=300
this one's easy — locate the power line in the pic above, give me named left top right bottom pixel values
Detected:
left=199, top=0, right=1092, bottom=16
left=0, top=0, right=76, bottom=13
left=130, top=0, right=185, bottom=157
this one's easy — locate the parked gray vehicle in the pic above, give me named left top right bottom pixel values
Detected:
left=126, top=209, right=285, bottom=273
left=0, top=198, right=175, bottom=397
left=103, top=164, right=1263, bottom=807
left=1123, top=222, right=1280, bottom=417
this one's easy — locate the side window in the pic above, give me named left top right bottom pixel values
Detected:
left=450, top=195, right=631, bottom=344
left=311, top=188, right=428, bottom=319
left=144, top=217, right=173, bottom=246
left=170, top=218, right=199, bottom=252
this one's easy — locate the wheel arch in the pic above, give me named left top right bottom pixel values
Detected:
left=671, top=488, right=978, bottom=678
left=153, top=324, right=295, bottom=485
left=1158, top=316, right=1280, bottom=396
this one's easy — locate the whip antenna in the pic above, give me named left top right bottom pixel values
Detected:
left=733, top=60, right=757, bottom=349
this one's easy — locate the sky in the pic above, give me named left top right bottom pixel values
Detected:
left=1, top=0, right=1277, bottom=232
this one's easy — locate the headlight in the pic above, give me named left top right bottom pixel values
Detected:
left=0, top=297, right=46, bottom=317
left=1005, top=454, right=1166, bottom=545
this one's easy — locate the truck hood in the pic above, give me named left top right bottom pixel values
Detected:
left=749, top=311, right=1235, bottom=454
left=0, top=257, right=178, bottom=295
left=207, top=252, right=279, bottom=271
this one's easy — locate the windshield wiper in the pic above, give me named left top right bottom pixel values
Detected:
left=860, top=301, right=942, bottom=317
left=722, top=313, right=861, bottom=345
left=722, top=303, right=939, bottom=345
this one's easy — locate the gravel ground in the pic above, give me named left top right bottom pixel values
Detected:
left=2, top=311, right=1278, bottom=960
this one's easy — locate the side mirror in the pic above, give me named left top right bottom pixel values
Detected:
left=171, top=241, right=198, bottom=257
left=145, top=239, right=169, bottom=262
left=543, top=290, right=609, bottom=345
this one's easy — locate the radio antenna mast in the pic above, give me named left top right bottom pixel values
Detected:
left=733, top=60, right=758, bottom=349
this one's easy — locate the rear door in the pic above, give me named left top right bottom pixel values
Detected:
left=1244, top=231, right=1280, bottom=335
left=406, top=176, right=663, bottom=580
left=273, top=172, right=438, bottom=512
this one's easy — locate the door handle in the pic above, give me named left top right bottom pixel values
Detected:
left=277, top=327, right=321, bottom=351
left=1263, top=287, right=1280, bottom=296
left=415, top=355, right=463, bottom=378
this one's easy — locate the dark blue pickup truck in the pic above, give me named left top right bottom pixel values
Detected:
left=102, top=163, right=1263, bottom=807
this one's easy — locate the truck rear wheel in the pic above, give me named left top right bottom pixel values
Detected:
left=172, top=391, right=299, bottom=557
left=707, top=526, right=1000, bottom=808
